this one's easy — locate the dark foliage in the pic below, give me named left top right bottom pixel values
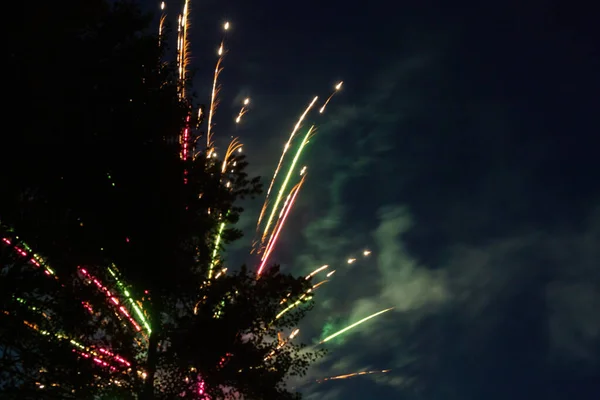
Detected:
left=2, top=1, right=322, bottom=398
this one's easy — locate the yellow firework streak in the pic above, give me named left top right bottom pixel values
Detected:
left=306, top=265, right=329, bottom=280
left=178, top=0, right=192, bottom=98
left=311, top=280, right=329, bottom=290
left=255, top=96, right=318, bottom=229
left=221, top=137, right=243, bottom=173
left=317, top=369, right=391, bottom=383
left=319, top=81, right=343, bottom=113
left=206, top=22, right=230, bottom=151
left=158, top=1, right=166, bottom=45
left=235, top=98, right=250, bottom=123
left=260, top=126, right=316, bottom=245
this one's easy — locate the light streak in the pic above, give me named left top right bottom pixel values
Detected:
left=311, top=280, right=328, bottom=290
left=206, top=22, right=230, bottom=151
left=260, top=125, right=315, bottom=245
left=319, top=307, right=394, bottom=344
left=319, top=81, right=343, bottom=114
left=79, top=268, right=144, bottom=335
left=208, top=221, right=226, bottom=279
left=306, top=265, right=329, bottom=279
left=107, top=266, right=152, bottom=334
left=257, top=177, right=305, bottom=275
left=235, top=98, right=250, bottom=123
left=221, top=137, right=243, bottom=173
left=317, top=369, right=391, bottom=383
left=256, top=96, right=318, bottom=230
left=275, top=291, right=312, bottom=320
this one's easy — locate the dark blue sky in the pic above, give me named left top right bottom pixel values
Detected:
left=145, top=1, right=599, bottom=398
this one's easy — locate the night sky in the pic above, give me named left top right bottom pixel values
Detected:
left=145, top=1, right=599, bottom=398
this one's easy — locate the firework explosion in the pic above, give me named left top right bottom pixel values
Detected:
left=1, top=1, right=395, bottom=397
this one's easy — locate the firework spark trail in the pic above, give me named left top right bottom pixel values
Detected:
left=319, top=307, right=394, bottom=344
left=317, top=369, right=391, bottom=383
left=265, top=328, right=300, bottom=361
left=1, top=234, right=150, bottom=336
left=311, top=280, right=329, bottom=290
left=79, top=268, right=144, bottom=335
left=181, top=114, right=192, bottom=161
left=107, top=266, right=152, bottom=334
left=221, top=137, right=243, bottom=173
left=206, top=22, right=230, bottom=151
left=208, top=221, right=226, bottom=279
left=235, top=98, right=250, bottom=123
left=12, top=301, right=133, bottom=370
left=158, top=2, right=166, bottom=45
left=260, top=126, right=316, bottom=247
left=319, top=81, right=343, bottom=114
left=275, top=291, right=312, bottom=320
left=1, top=237, right=55, bottom=276
left=14, top=315, right=127, bottom=371
left=305, top=264, right=329, bottom=280
left=176, top=0, right=192, bottom=98
left=260, top=189, right=295, bottom=257
left=257, top=176, right=306, bottom=276
left=255, top=96, right=318, bottom=231
left=260, top=174, right=306, bottom=258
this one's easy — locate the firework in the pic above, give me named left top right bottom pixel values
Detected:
left=206, top=22, right=230, bottom=151
left=257, top=177, right=306, bottom=276
left=158, top=2, right=166, bottom=45
left=319, top=307, right=394, bottom=344
left=317, top=369, right=391, bottom=383
left=236, top=98, right=250, bottom=123
left=256, top=96, right=318, bottom=230
left=177, top=0, right=192, bottom=98
left=260, top=126, right=316, bottom=246
left=221, top=137, right=243, bottom=173
left=208, top=221, right=226, bottom=279
left=306, top=265, right=330, bottom=280
left=319, top=81, right=343, bottom=114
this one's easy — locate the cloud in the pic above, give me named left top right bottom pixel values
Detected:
left=373, top=206, right=448, bottom=313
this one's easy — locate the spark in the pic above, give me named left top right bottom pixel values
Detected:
left=206, top=54, right=224, bottom=151
left=289, top=328, right=300, bottom=340
left=107, top=265, right=151, bottom=334
left=207, top=22, right=230, bottom=150
left=326, top=270, right=336, bottom=277
left=257, top=177, right=306, bottom=275
left=79, top=268, right=145, bottom=335
left=311, top=280, right=329, bottom=290
left=275, top=292, right=313, bottom=320
left=208, top=221, right=226, bottom=279
left=319, top=81, right=343, bottom=113
left=221, top=137, right=243, bottom=173
left=320, top=307, right=394, bottom=344
left=256, top=97, right=318, bottom=230
left=363, top=249, right=371, bottom=256
left=306, top=265, right=329, bottom=280
left=235, top=98, right=250, bottom=123
left=260, top=125, right=316, bottom=246
left=317, top=369, right=391, bottom=383
left=177, top=0, right=192, bottom=98
left=347, top=258, right=356, bottom=264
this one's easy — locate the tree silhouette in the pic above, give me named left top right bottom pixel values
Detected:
left=2, top=1, right=323, bottom=398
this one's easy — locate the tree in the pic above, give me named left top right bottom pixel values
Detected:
left=1, top=1, right=323, bottom=398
